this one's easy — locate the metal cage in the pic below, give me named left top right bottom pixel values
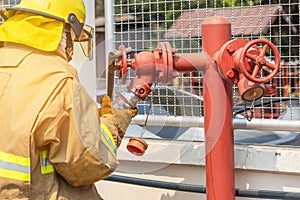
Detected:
left=110, top=1, right=300, bottom=124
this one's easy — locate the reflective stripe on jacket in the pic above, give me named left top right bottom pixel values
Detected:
left=0, top=42, right=117, bottom=199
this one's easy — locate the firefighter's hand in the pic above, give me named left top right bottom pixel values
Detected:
left=112, top=108, right=137, bottom=139
left=99, top=95, right=137, bottom=146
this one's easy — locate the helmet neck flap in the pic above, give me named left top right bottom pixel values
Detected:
left=0, top=0, right=93, bottom=61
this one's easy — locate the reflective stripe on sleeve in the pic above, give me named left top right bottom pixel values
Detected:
left=0, top=151, right=30, bottom=181
left=100, top=124, right=117, bottom=156
left=40, top=150, right=54, bottom=174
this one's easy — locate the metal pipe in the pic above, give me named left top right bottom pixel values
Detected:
left=131, top=115, right=203, bottom=127
left=104, top=0, right=115, bottom=74
left=234, top=118, right=300, bottom=132
left=105, top=174, right=300, bottom=199
left=128, top=52, right=156, bottom=100
left=173, top=52, right=210, bottom=72
left=202, top=16, right=235, bottom=200
left=131, top=116, right=300, bottom=132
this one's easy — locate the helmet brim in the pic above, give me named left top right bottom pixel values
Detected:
left=1, top=7, right=65, bottom=22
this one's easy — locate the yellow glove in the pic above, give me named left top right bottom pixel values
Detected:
left=99, top=95, right=137, bottom=147
left=112, top=108, right=137, bottom=139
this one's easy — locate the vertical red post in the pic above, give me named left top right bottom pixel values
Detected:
left=202, top=17, right=235, bottom=199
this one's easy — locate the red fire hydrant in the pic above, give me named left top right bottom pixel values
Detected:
left=114, top=16, right=280, bottom=200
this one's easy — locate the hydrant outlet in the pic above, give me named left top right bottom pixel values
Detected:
left=238, top=75, right=266, bottom=101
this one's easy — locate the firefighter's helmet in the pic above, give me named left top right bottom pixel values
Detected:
left=1, top=0, right=86, bottom=38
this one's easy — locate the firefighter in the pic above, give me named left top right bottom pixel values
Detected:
left=0, top=0, right=137, bottom=199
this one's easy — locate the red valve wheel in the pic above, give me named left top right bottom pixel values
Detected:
left=118, top=45, right=128, bottom=84
left=239, top=39, right=280, bottom=83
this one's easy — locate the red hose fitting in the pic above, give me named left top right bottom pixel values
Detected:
left=128, top=52, right=156, bottom=100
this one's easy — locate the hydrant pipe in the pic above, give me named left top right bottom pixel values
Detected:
left=129, top=52, right=156, bottom=100
left=202, top=16, right=235, bottom=200
left=123, top=16, right=251, bottom=200
left=172, top=52, right=210, bottom=72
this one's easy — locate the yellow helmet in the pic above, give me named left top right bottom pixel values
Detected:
left=1, top=0, right=86, bottom=38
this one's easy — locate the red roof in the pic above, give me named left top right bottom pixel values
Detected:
left=165, top=5, right=281, bottom=38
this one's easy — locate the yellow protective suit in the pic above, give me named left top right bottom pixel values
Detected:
left=0, top=42, right=123, bottom=199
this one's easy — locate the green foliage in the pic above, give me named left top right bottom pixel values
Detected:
left=95, top=0, right=104, bottom=17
